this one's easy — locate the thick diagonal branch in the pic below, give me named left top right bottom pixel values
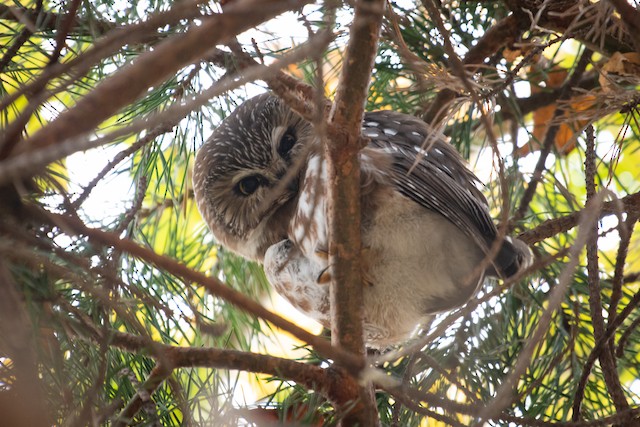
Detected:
left=8, top=0, right=312, bottom=158
left=33, top=206, right=363, bottom=373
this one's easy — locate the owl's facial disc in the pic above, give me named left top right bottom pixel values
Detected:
left=193, top=94, right=316, bottom=261
left=242, top=124, right=307, bottom=225
left=215, top=123, right=307, bottom=260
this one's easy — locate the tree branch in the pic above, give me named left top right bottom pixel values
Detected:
left=582, top=125, right=629, bottom=418
left=5, top=0, right=313, bottom=158
left=327, top=0, right=384, bottom=358
left=32, top=206, right=364, bottom=373
left=518, top=191, right=640, bottom=245
left=325, top=0, right=386, bottom=425
left=0, top=31, right=332, bottom=185
left=75, top=323, right=362, bottom=416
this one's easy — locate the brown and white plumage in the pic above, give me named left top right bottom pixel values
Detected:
left=193, top=93, right=531, bottom=347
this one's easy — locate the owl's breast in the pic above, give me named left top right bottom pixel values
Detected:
left=359, top=186, right=486, bottom=346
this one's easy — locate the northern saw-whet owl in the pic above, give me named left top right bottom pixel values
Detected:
left=193, top=93, right=531, bottom=347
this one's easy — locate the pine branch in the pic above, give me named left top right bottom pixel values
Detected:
left=0, top=31, right=332, bottom=185
left=476, top=191, right=609, bottom=425
left=518, top=191, right=640, bottom=245
left=71, top=321, right=364, bottom=418
left=33, top=205, right=363, bottom=372
left=0, top=3, right=114, bottom=35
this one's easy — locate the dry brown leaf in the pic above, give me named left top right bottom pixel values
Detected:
left=518, top=63, right=594, bottom=156
left=599, top=52, right=640, bottom=93
left=503, top=47, right=522, bottom=63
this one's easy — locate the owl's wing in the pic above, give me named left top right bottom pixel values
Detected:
left=361, top=110, right=497, bottom=252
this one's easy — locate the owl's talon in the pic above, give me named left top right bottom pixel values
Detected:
left=317, top=267, right=331, bottom=284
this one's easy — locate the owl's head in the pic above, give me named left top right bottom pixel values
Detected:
left=193, top=93, right=315, bottom=261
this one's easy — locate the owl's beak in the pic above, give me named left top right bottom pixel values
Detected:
left=287, top=174, right=300, bottom=194
left=275, top=169, right=300, bottom=195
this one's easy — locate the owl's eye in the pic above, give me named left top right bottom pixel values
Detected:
left=235, top=175, right=263, bottom=196
left=278, top=127, right=297, bottom=158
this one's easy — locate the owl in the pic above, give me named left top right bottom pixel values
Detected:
left=193, top=93, right=531, bottom=347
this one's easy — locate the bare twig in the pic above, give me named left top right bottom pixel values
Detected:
left=518, top=191, right=640, bottom=245
left=616, top=313, right=640, bottom=359
left=609, top=212, right=639, bottom=334
left=48, top=0, right=82, bottom=65
left=114, top=176, right=148, bottom=235
left=113, top=363, right=169, bottom=427
left=581, top=125, right=629, bottom=417
left=72, top=125, right=173, bottom=208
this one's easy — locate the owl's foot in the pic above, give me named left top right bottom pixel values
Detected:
left=314, top=250, right=331, bottom=284
left=314, top=248, right=375, bottom=287
left=317, top=267, right=332, bottom=284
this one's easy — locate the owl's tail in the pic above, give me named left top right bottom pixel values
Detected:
left=487, top=236, right=533, bottom=279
